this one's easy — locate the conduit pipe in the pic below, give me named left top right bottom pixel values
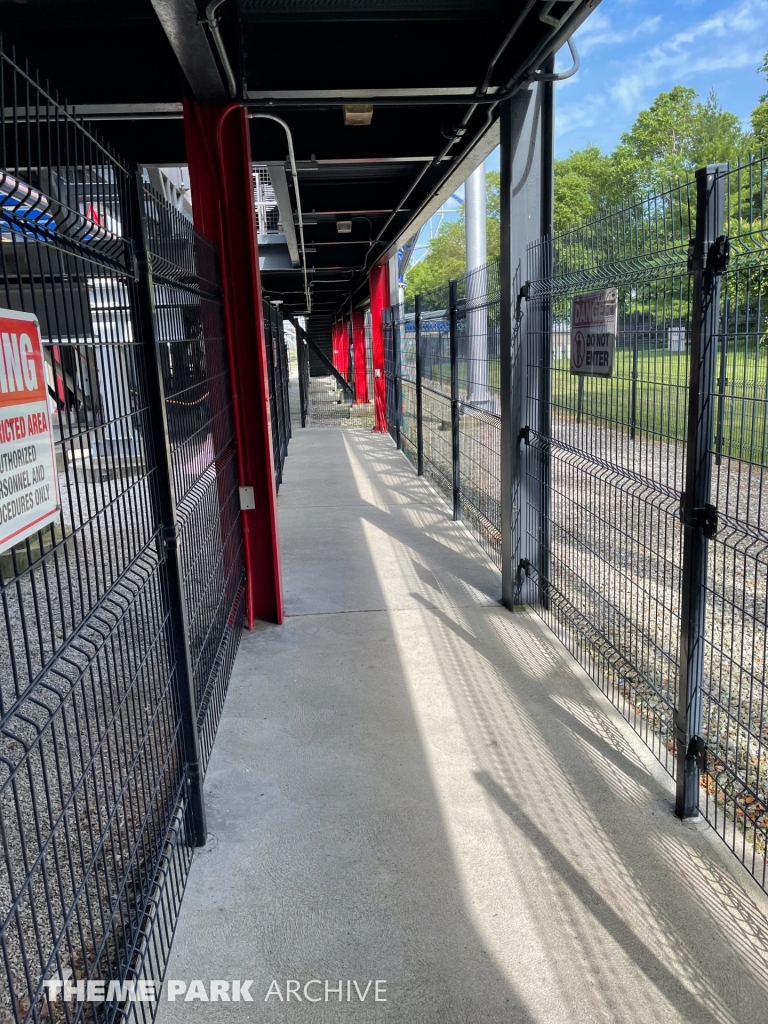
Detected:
left=249, top=112, right=311, bottom=313
left=367, top=0, right=591, bottom=267
left=204, top=0, right=238, bottom=99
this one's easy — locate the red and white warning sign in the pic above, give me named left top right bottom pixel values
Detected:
left=0, top=309, right=59, bottom=553
left=570, top=288, right=618, bottom=378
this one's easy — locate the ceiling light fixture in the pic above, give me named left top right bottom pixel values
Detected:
left=343, top=104, right=373, bottom=126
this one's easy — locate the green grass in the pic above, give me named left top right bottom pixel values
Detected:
left=419, top=346, right=768, bottom=463
left=551, top=347, right=768, bottom=464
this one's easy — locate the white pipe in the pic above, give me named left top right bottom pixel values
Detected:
left=465, top=161, right=489, bottom=407
left=249, top=113, right=311, bottom=313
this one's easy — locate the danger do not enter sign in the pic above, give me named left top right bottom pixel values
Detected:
left=570, top=288, right=618, bottom=378
left=0, top=309, right=60, bottom=554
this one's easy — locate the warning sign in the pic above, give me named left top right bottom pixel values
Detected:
left=0, top=309, right=59, bottom=554
left=570, top=288, right=618, bottom=378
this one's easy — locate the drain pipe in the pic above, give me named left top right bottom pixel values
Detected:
left=249, top=112, right=311, bottom=313
left=203, top=0, right=238, bottom=99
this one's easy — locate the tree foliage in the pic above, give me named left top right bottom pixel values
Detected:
left=752, top=50, right=768, bottom=147
left=555, top=85, right=751, bottom=230
left=406, top=66, right=767, bottom=288
left=405, top=172, right=500, bottom=299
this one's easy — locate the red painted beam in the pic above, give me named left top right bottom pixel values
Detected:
left=352, top=311, right=368, bottom=403
left=369, top=263, right=389, bottom=432
left=183, top=99, right=283, bottom=627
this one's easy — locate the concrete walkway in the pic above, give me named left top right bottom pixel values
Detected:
left=158, top=415, right=768, bottom=1023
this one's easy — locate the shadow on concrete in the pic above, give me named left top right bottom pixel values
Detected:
left=158, top=427, right=768, bottom=1024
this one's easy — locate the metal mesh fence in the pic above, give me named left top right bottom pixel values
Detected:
left=525, top=180, right=695, bottom=780
left=0, top=44, right=244, bottom=1023
left=387, top=265, right=502, bottom=564
left=699, top=157, right=768, bottom=878
left=525, top=157, right=768, bottom=888
left=386, top=156, right=768, bottom=891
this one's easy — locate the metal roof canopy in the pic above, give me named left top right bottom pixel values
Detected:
left=0, top=0, right=601, bottom=315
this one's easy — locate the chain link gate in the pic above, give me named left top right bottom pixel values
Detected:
left=522, top=158, right=768, bottom=889
left=0, top=44, right=245, bottom=1022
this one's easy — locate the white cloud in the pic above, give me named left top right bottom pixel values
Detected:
left=555, top=0, right=767, bottom=155
left=609, top=0, right=767, bottom=110
left=575, top=9, right=661, bottom=56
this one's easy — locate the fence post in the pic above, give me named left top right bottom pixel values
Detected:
left=395, top=308, right=403, bottom=450
left=675, top=163, right=728, bottom=819
left=449, top=278, right=461, bottom=520
left=295, top=317, right=308, bottom=428
left=127, top=169, right=207, bottom=847
left=415, top=293, right=423, bottom=475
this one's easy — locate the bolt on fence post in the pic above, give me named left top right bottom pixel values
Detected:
left=675, top=163, right=727, bottom=820
left=415, top=293, right=423, bottom=475
left=449, top=278, right=461, bottom=520
left=127, top=168, right=207, bottom=847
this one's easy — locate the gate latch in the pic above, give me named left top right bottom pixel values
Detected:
left=679, top=496, right=718, bottom=538
left=515, top=281, right=530, bottom=322
left=708, top=234, right=730, bottom=276
left=516, top=559, right=533, bottom=588
left=687, top=736, right=708, bottom=773
left=687, top=234, right=730, bottom=275
left=518, top=425, right=531, bottom=445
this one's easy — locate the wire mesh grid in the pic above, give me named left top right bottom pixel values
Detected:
left=385, top=162, right=767, bottom=889
left=699, top=154, right=768, bottom=881
left=388, top=267, right=502, bottom=563
left=414, top=284, right=454, bottom=505
left=142, top=188, right=245, bottom=773
left=252, top=166, right=279, bottom=235
left=525, top=179, right=696, bottom=781
left=0, top=44, right=243, bottom=1023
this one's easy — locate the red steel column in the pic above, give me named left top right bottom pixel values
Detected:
left=369, top=263, right=389, bottom=431
left=352, top=311, right=367, bottom=403
left=337, top=319, right=349, bottom=378
left=183, top=98, right=283, bottom=627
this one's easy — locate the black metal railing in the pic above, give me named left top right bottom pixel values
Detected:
left=0, top=43, right=244, bottom=1023
left=386, top=155, right=768, bottom=891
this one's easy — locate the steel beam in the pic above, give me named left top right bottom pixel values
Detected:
left=151, top=0, right=230, bottom=102
left=183, top=100, right=283, bottom=625
left=266, top=161, right=300, bottom=266
left=500, top=77, right=552, bottom=610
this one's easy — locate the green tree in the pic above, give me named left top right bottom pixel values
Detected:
left=555, top=86, right=748, bottom=230
left=404, top=170, right=501, bottom=298
left=751, top=50, right=768, bottom=146
left=554, top=145, right=621, bottom=231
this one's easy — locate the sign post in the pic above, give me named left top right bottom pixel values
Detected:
left=0, top=310, right=59, bottom=555
left=570, top=288, right=618, bottom=378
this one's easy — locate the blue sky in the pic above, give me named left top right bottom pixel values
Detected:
left=553, top=0, right=767, bottom=159
left=412, top=0, right=767, bottom=262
